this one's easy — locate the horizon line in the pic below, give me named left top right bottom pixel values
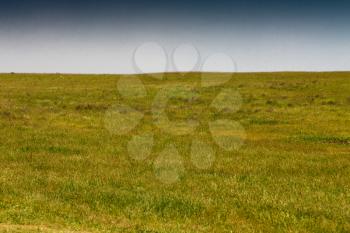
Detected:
left=1, top=71, right=350, bottom=76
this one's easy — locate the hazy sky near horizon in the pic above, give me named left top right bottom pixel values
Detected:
left=0, top=0, right=349, bottom=73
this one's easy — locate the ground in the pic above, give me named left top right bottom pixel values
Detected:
left=0, top=72, right=349, bottom=232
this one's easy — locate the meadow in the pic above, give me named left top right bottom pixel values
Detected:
left=0, top=72, right=349, bottom=232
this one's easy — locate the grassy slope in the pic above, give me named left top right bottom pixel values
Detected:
left=0, top=72, right=349, bottom=232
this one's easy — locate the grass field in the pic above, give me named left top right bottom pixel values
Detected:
left=0, top=72, right=349, bottom=232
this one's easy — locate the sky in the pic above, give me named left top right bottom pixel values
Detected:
left=0, top=0, right=349, bottom=73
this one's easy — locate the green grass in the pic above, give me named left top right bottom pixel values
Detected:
left=0, top=72, right=349, bottom=232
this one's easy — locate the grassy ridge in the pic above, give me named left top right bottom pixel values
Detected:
left=0, top=72, right=349, bottom=232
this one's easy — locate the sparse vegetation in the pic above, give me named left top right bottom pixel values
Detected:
left=0, top=72, right=349, bottom=232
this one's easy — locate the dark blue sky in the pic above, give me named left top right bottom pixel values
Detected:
left=1, top=0, right=349, bottom=73
left=2, top=0, right=349, bottom=25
